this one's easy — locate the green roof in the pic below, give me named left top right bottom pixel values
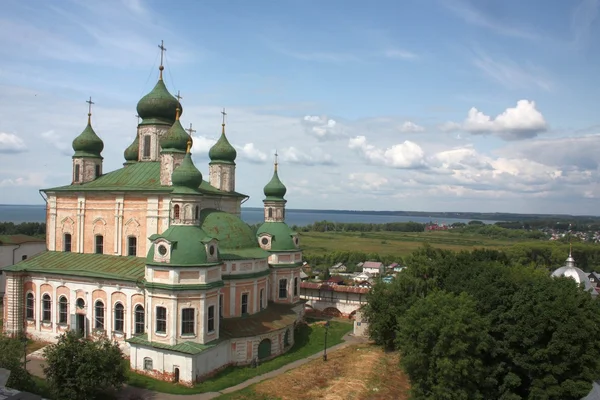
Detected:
left=43, top=162, right=247, bottom=197
left=220, top=302, right=300, bottom=338
left=200, top=209, right=269, bottom=260
left=72, top=119, right=104, bottom=158
left=3, top=251, right=144, bottom=282
left=136, top=79, right=182, bottom=126
left=257, top=222, right=298, bottom=251
left=127, top=334, right=220, bottom=355
left=147, top=225, right=218, bottom=267
left=160, top=118, right=189, bottom=152
left=171, top=154, right=203, bottom=190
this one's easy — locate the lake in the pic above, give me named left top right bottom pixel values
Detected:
left=0, top=204, right=492, bottom=226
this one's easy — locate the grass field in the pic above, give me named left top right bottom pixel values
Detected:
left=127, top=320, right=353, bottom=394
left=299, top=230, right=522, bottom=257
left=217, top=343, right=410, bottom=400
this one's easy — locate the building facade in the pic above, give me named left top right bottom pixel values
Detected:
left=0, top=235, right=46, bottom=296
left=2, top=53, right=304, bottom=386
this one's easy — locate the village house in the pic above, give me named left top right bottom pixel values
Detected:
left=0, top=235, right=46, bottom=296
left=361, top=261, right=384, bottom=276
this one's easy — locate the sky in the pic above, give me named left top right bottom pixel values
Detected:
left=0, top=0, right=599, bottom=215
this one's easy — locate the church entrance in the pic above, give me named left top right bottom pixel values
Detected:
left=76, top=314, right=85, bottom=337
left=174, top=367, right=180, bottom=383
left=258, top=339, right=271, bottom=360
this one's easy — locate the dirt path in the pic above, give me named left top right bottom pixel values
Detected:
left=26, top=333, right=369, bottom=400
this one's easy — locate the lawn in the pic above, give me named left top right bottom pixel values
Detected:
left=127, top=319, right=353, bottom=395
left=300, top=230, right=522, bottom=257
left=216, top=343, right=410, bottom=400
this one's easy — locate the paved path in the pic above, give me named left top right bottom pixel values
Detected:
left=26, top=333, right=369, bottom=400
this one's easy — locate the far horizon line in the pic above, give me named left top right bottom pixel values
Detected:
left=0, top=204, right=597, bottom=219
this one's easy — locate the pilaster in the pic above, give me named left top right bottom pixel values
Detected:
left=48, top=195, right=57, bottom=251
left=146, top=196, right=159, bottom=255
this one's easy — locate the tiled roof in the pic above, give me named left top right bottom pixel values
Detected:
left=362, top=261, right=383, bottom=269
left=220, top=302, right=300, bottom=338
left=3, top=251, right=145, bottom=282
left=0, top=235, right=45, bottom=245
left=43, top=162, right=247, bottom=197
left=127, top=334, right=220, bottom=355
left=300, top=282, right=370, bottom=294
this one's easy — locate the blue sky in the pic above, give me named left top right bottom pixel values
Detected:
left=0, top=0, right=599, bottom=214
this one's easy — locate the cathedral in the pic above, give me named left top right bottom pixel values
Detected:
left=2, top=46, right=304, bottom=385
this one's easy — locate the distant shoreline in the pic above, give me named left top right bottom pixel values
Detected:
left=1, top=204, right=598, bottom=222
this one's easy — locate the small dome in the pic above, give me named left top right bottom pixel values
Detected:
left=124, top=135, right=139, bottom=163
left=136, top=80, right=182, bottom=126
left=72, top=119, right=104, bottom=157
left=160, top=118, right=189, bottom=152
left=257, top=222, right=298, bottom=251
left=171, top=153, right=203, bottom=189
left=200, top=209, right=260, bottom=250
left=146, top=225, right=217, bottom=266
left=264, top=169, right=287, bottom=200
left=209, top=133, right=237, bottom=163
left=551, top=253, right=597, bottom=295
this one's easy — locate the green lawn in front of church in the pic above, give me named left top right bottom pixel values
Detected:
left=126, top=319, right=352, bottom=394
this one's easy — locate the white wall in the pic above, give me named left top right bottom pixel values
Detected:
left=0, top=242, right=46, bottom=295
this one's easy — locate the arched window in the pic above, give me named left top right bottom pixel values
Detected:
left=195, top=206, right=199, bottom=220
left=268, top=208, right=273, bottom=218
left=143, top=357, right=153, bottom=371
left=95, top=300, right=105, bottom=329
left=74, top=164, right=80, bottom=182
left=95, top=164, right=101, bottom=178
left=114, top=303, right=124, bottom=332
left=134, top=305, right=145, bottom=335
left=143, top=136, right=151, bottom=158
left=42, top=294, right=51, bottom=322
left=64, top=233, right=72, bottom=252
left=58, top=296, right=68, bottom=324
left=26, top=293, right=34, bottom=319
left=294, top=277, right=299, bottom=296
left=173, top=204, right=180, bottom=219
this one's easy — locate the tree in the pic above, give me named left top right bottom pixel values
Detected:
left=0, top=333, right=34, bottom=391
left=43, top=331, right=127, bottom=400
left=396, top=291, right=493, bottom=400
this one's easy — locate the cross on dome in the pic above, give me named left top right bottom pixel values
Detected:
left=86, top=96, right=94, bottom=124
left=158, top=40, right=167, bottom=79
left=186, top=123, right=196, bottom=137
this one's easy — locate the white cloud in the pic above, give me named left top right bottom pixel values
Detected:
left=442, top=100, right=548, bottom=140
left=399, top=121, right=425, bottom=133
left=279, top=146, right=335, bottom=166
left=192, top=136, right=217, bottom=156
left=40, top=130, right=71, bottom=155
left=349, top=136, right=426, bottom=169
left=0, top=132, right=27, bottom=153
left=237, top=143, right=267, bottom=164
left=384, top=49, right=418, bottom=60
left=348, top=172, right=389, bottom=190
left=472, top=53, right=553, bottom=92
left=301, top=115, right=344, bottom=141
left=0, top=172, right=47, bottom=188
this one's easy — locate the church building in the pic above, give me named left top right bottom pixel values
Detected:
left=2, top=44, right=304, bottom=385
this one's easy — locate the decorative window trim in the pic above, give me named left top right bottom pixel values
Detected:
left=134, top=303, right=145, bottom=335
left=155, top=306, right=167, bottom=334
left=181, top=308, right=195, bottom=336
left=278, top=279, right=288, bottom=299
left=207, top=305, right=215, bottom=333
left=114, top=302, right=125, bottom=333
left=25, top=291, right=35, bottom=320
left=41, top=293, right=52, bottom=322
left=58, top=295, right=68, bottom=324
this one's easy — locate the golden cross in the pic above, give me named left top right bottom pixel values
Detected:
left=186, top=123, right=196, bottom=137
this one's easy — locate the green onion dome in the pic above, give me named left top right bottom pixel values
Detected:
left=171, top=152, right=203, bottom=189
left=124, top=135, right=139, bottom=163
left=263, top=166, right=287, bottom=200
left=160, top=109, right=189, bottom=152
left=209, top=124, right=237, bottom=163
left=72, top=115, right=104, bottom=158
left=136, top=79, right=182, bottom=126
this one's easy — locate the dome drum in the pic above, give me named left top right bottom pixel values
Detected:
left=171, top=201, right=202, bottom=226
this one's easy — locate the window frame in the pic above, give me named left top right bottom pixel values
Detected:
left=294, top=277, right=299, bottom=296
left=127, top=236, right=137, bottom=256
left=207, top=305, right=215, bottom=333
left=219, top=294, right=223, bottom=319
left=241, top=293, right=249, bottom=315
left=26, top=293, right=34, bottom=319
left=155, top=306, right=167, bottom=334
left=64, top=233, right=72, bottom=252
left=143, top=357, right=153, bottom=371
left=260, top=288, right=264, bottom=311
left=143, top=135, right=151, bottom=158
left=173, top=204, right=180, bottom=219
left=279, top=279, right=288, bottom=299
left=95, top=235, right=104, bottom=254
left=134, top=304, right=145, bottom=335
left=42, top=294, right=51, bottom=322
left=181, top=308, right=195, bottom=336
left=114, top=302, right=125, bottom=333
left=95, top=300, right=105, bottom=330
left=74, top=164, right=80, bottom=182
left=58, top=296, right=68, bottom=324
